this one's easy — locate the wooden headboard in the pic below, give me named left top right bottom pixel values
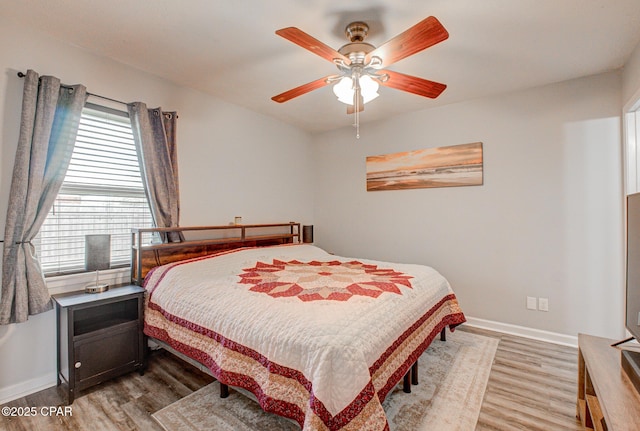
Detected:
left=131, top=222, right=301, bottom=285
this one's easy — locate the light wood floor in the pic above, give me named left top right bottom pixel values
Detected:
left=0, top=326, right=583, bottom=431
left=464, top=326, right=582, bottom=431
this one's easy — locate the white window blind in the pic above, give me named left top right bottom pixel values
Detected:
left=35, top=103, right=154, bottom=276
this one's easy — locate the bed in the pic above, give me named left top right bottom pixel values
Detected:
left=133, top=223, right=465, bottom=431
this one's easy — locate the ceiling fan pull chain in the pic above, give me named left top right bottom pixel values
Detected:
left=354, top=72, right=361, bottom=139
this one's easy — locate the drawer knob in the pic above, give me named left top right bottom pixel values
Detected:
left=75, top=362, right=81, bottom=369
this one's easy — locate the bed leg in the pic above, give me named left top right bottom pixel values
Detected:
left=440, top=327, right=446, bottom=342
left=403, top=370, right=411, bottom=393
left=411, top=361, right=419, bottom=385
left=220, top=383, right=229, bottom=398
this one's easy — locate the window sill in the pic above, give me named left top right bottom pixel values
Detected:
left=47, top=267, right=132, bottom=295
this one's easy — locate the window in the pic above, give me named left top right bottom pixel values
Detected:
left=34, top=102, right=154, bottom=276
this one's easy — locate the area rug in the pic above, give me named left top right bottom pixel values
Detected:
left=152, top=328, right=498, bottom=431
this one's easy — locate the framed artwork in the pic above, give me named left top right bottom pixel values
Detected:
left=366, top=142, right=483, bottom=191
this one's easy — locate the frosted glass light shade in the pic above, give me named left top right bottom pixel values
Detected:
left=333, top=77, right=354, bottom=104
left=359, top=75, right=380, bottom=103
left=333, top=75, right=379, bottom=105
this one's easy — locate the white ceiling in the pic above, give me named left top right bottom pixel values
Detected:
left=5, top=0, right=640, bottom=133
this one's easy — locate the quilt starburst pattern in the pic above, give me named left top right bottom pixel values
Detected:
left=238, top=259, right=414, bottom=302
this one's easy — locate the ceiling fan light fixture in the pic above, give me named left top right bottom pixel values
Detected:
left=359, top=75, right=380, bottom=103
left=333, top=76, right=354, bottom=104
left=333, top=75, right=379, bottom=105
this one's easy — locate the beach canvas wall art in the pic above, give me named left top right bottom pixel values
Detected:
left=366, top=142, right=483, bottom=191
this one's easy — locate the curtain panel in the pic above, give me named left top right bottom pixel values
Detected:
left=1, top=70, right=87, bottom=324
left=127, top=102, right=182, bottom=242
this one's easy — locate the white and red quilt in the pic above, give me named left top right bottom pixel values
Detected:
left=143, top=244, right=465, bottom=431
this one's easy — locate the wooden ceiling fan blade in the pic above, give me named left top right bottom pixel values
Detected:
left=276, top=27, right=350, bottom=64
left=381, top=70, right=447, bottom=99
left=366, top=16, right=448, bottom=68
left=272, top=76, right=334, bottom=103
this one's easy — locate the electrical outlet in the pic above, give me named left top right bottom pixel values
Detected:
left=538, top=297, right=549, bottom=312
left=526, top=296, right=537, bottom=310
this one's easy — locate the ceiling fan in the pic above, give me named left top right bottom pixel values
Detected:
left=271, top=16, right=449, bottom=125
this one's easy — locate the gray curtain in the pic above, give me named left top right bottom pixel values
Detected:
left=1, top=70, right=87, bottom=324
left=127, top=102, right=182, bottom=242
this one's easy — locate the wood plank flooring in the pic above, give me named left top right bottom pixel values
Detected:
left=0, top=326, right=583, bottom=431
left=464, top=326, right=583, bottom=431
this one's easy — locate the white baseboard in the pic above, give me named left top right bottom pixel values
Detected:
left=464, top=316, right=578, bottom=348
left=0, top=373, right=57, bottom=405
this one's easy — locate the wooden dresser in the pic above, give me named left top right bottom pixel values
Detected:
left=577, top=333, right=640, bottom=430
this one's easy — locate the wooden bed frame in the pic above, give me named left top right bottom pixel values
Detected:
left=131, top=222, right=301, bottom=286
left=131, top=222, right=443, bottom=400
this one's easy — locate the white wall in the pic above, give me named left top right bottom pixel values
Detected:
left=0, top=16, right=314, bottom=402
left=623, top=40, right=640, bottom=108
left=312, top=72, right=625, bottom=341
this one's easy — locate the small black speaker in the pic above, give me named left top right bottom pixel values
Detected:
left=302, top=225, right=314, bottom=243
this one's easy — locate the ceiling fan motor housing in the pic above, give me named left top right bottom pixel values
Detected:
left=340, top=22, right=375, bottom=65
left=338, top=42, right=375, bottom=64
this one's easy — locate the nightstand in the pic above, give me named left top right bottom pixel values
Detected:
left=53, top=285, right=145, bottom=404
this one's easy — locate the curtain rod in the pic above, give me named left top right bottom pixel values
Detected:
left=17, top=71, right=129, bottom=107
